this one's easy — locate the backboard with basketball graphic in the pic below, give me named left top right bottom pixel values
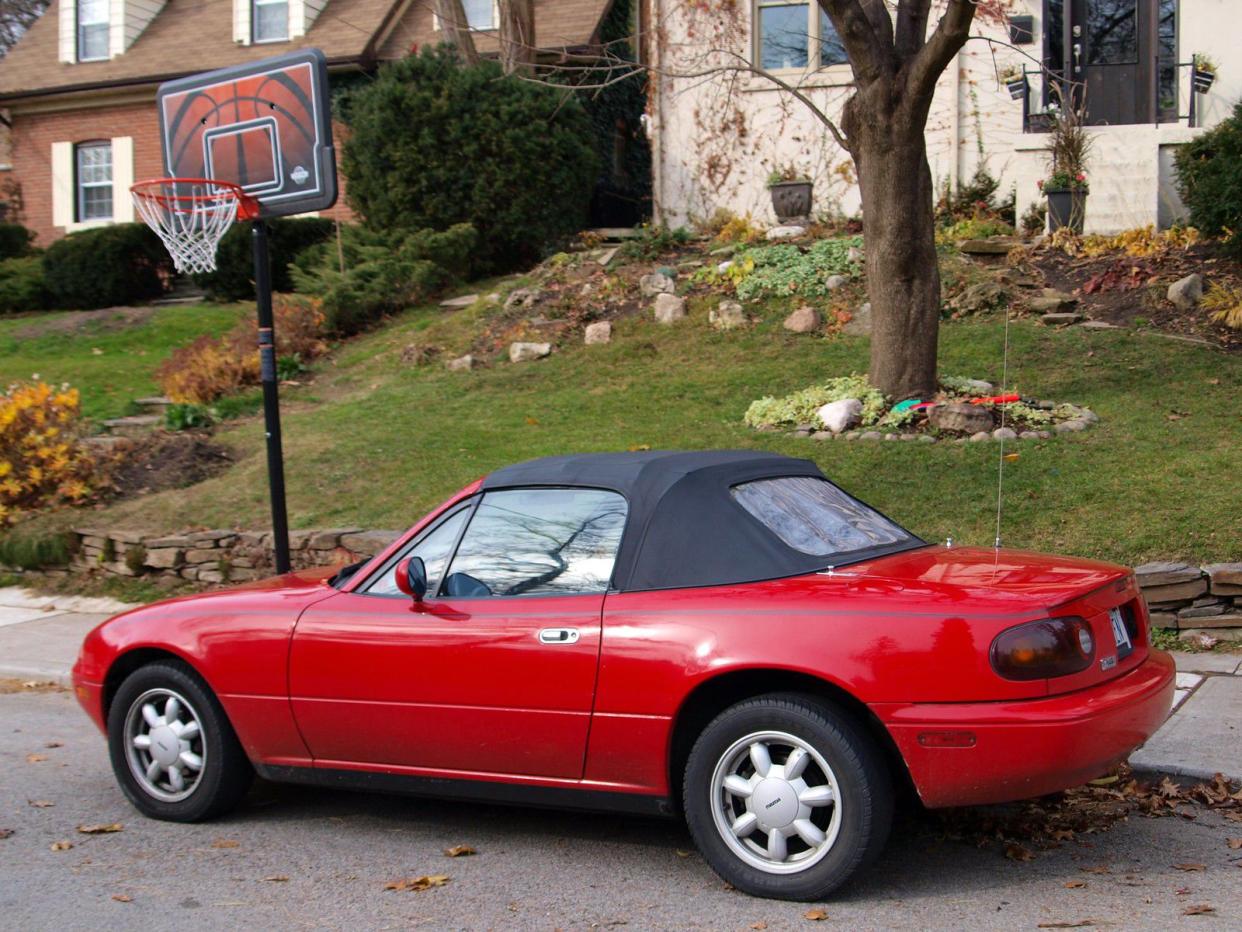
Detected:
left=156, top=49, right=337, bottom=218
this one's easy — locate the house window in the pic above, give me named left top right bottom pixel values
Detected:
left=755, top=2, right=847, bottom=71
left=462, top=0, right=496, bottom=30
left=77, top=0, right=109, bottom=61
left=253, top=0, right=289, bottom=42
left=75, top=142, right=112, bottom=221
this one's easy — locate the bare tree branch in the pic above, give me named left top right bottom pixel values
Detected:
left=499, top=0, right=536, bottom=75
left=905, top=0, right=976, bottom=98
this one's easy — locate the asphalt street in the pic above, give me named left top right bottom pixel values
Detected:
left=2, top=688, right=1239, bottom=931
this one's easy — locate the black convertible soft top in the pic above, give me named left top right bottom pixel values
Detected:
left=482, top=449, right=920, bottom=592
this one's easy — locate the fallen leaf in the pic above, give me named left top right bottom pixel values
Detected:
left=77, top=823, right=123, bottom=834
left=384, top=874, right=449, bottom=892
left=44, top=742, right=63, bottom=749
left=28, top=800, right=54, bottom=808
left=210, top=839, right=240, bottom=849
left=750, top=923, right=768, bottom=930
left=443, top=845, right=476, bottom=858
left=1003, top=452, right=1020, bottom=462
left=1079, top=866, right=1111, bottom=874
left=0, top=828, right=14, bottom=839
left=1037, top=923, right=1095, bottom=929
left=1173, top=863, right=1206, bottom=872
left=1064, top=880, right=1087, bottom=889
left=263, top=875, right=289, bottom=883
left=1182, top=904, right=1215, bottom=916
left=524, top=416, right=540, bottom=426
left=1051, top=828, right=1075, bottom=842
left=26, top=753, right=47, bottom=763
left=111, top=894, right=132, bottom=903
left=1228, top=838, right=1242, bottom=850
left=50, top=841, right=73, bottom=851
left=803, top=909, right=828, bottom=921
left=1175, top=886, right=1192, bottom=895
left=1005, top=842, right=1035, bottom=861
left=674, top=849, right=692, bottom=858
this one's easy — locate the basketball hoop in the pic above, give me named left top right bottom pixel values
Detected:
left=131, top=178, right=259, bottom=275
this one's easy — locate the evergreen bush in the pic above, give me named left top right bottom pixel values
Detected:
left=342, top=48, right=598, bottom=273
left=194, top=217, right=336, bottom=300
left=0, top=256, right=48, bottom=313
left=0, top=223, right=34, bottom=261
left=1175, top=101, right=1242, bottom=259
left=42, top=224, right=170, bottom=309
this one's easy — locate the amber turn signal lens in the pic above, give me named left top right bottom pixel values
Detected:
left=990, top=616, right=1095, bottom=680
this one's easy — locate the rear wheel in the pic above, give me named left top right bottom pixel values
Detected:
left=107, top=660, right=253, bottom=822
left=682, top=693, right=892, bottom=900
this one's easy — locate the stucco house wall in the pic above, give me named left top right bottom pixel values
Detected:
left=648, top=0, right=1240, bottom=234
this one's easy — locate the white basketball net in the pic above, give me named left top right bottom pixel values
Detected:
left=131, top=179, right=246, bottom=275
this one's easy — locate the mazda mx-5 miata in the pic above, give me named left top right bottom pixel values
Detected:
left=73, top=450, right=1174, bottom=900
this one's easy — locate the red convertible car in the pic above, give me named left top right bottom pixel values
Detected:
left=73, top=450, right=1174, bottom=900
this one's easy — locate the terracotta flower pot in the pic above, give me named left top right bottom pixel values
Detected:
left=1045, top=187, right=1088, bottom=235
left=769, top=181, right=813, bottom=223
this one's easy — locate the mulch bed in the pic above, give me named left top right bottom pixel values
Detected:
left=103, top=432, right=233, bottom=500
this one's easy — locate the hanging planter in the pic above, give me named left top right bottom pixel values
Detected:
left=1192, top=54, right=1217, bottom=93
left=999, top=67, right=1028, bottom=101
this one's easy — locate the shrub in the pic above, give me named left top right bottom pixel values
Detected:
left=291, top=223, right=477, bottom=335
left=194, top=217, right=336, bottom=300
left=935, top=168, right=1016, bottom=227
left=715, top=237, right=862, bottom=301
left=158, top=294, right=327, bottom=403
left=0, top=223, right=34, bottom=260
left=0, top=256, right=49, bottom=313
left=342, top=48, right=598, bottom=274
left=1174, top=101, right=1242, bottom=258
left=0, top=526, right=73, bottom=569
left=0, top=380, right=97, bottom=523
left=744, top=375, right=891, bottom=430
left=1202, top=281, right=1242, bottom=329
left=618, top=224, right=693, bottom=260
left=42, top=224, right=170, bottom=309
left=164, top=403, right=215, bottom=431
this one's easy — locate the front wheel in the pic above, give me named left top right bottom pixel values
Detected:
left=682, top=693, right=892, bottom=901
left=107, top=660, right=253, bottom=822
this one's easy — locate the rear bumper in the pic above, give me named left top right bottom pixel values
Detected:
left=878, top=651, right=1175, bottom=808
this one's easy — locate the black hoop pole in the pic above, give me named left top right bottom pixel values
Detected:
left=252, top=220, right=292, bottom=574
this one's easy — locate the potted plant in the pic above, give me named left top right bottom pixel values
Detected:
left=999, top=65, right=1028, bottom=101
left=1193, top=53, right=1217, bottom=93
left=766, top=165, right=813, bottom=223
left=1039, top=92, right=1092, bottom=234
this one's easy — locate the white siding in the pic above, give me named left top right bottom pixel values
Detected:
left=58, top=0, right=77, bottom=64
left=233, top=0, right=251, bottom=44
left=51, top=141, right=74, bottom=228
left=111, top=136, right=134, bottom=223
left=291, top=0, right=328, bottom=38
left=119, top=0, right=166, bottom=53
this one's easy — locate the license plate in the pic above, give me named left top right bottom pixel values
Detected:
left=1109, top=607, right=1133, bottom=657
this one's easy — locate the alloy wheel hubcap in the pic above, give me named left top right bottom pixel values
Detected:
left=123, top=688, right=207, bottom=803
left=709, top=730, right=842, bottom=874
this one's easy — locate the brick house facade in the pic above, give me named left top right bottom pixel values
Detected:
left=0, top=0, right=614, bottom=244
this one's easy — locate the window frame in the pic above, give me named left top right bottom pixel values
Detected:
left=74, top=141, right=113, bottom=223
left=433, top=0, right=499, bottom=33
left=356, top=499, right=477, bottom=599
left=252, top=0, right=290, bottom=43
left=753, top=0, right=849, bottom=73
left=435, top=486, right=630, bottom=601
left=76, top=0, right=110, bottom=62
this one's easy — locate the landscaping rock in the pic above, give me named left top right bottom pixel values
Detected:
left=811, top=431, right=832, bottom=441
left=992, top=427, right=1018, bottom=440
left=653, top=293, right=687, bottom=324
left=1179, top=614, right=1242, bottom=631
left=917, top=434, right=936, bottom=443
left=1204, top=562, right=1242, bottom=596
left=1080, top=319, right=1119, bottom=330
left=445, top=354, right=475, bottom=371
left=1040, top=310, right=1085, bottom=325
left=815, top=398, right=862, bottom=434
left=639, top=272, right=676, bottom=297
left=1019, top=430, right=1041, bottom=440
left=1147, top=611, right=1178, bottom=629
left=504, top=288, right=538, bottom=311
left=1053, top=419, right=1088, bottom=433
left=1167, top=273, right=1203, bottom=311
left=144, top=548, right=183, bottom=569
left=716, top=260, right=733, bottom=274
left=766, top=225, right=806, bottom=241
left=847, top=246, right=863, bottom=263
left=955, top=281, right=1005, bottom=314
left=509, top=342, right=552, bottom=363
left=969, top=431, right=991, bottom=442
left=310, top=528, right=362, bottom=550
left=859, top=431, right=882, bottom=441
left=710, top=300, right=747, bottom=330
left=1179, top=600, right=1228, bottom=619
left=439, top=293, right=479, bottom=309
left=1142, top=578, right=1209, bottom=605
left=340, top=530, right=401, bottom=556
left=144, top=535, right=193, bottom=548
left=842, top=302, right=871, bottom=336
left=584, top=321, right=612, bottom=345
left=959, top=238, right=1018, bottom=255
left=928, top=402, right=994, bottom=435
left=783, top=305, right=822, bottom=333
left=825, top=274, right=849, bottom=290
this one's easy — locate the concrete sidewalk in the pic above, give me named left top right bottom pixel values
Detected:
left=0, top=586, right=1236, bottom=782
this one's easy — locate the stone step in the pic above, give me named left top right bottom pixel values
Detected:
left=102, top=414, right=162, bottom=437
left=133, top=396, right=173, bottom=409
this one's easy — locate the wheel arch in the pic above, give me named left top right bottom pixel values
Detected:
left=102, top=647, right=206, bottom=721
left=666, top=668, right=913, bottom=814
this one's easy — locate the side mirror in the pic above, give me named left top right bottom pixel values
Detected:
left=394, top=556, right=428, bottom=602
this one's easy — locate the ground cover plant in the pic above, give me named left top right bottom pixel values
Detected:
left=0, top=380, right=97, bottom=523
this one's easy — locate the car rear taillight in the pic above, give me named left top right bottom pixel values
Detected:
left=990, top=616, right=1095, bottom=680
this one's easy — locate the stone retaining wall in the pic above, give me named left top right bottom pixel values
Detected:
left=64, top=528, right=1242, bottom=633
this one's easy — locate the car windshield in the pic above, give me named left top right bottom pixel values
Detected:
left=731, top=476, right=918, bottom=560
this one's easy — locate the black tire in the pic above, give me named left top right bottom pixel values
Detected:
left=682, top=693, right=892, bottom=901
left=107, top=660, right=253, bottom=822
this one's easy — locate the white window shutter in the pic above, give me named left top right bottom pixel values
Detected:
left=111, top=137, right=134, bottom=222
left=51, top=142, right=73, bottom=228
left=233, top=0, right=251, bottom=44
left=59, top=0, right=78, bottom=63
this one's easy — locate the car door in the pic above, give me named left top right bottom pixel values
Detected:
left=288, top=487, right=627, bottom=780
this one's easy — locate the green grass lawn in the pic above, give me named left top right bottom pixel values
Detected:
left=0, top=303, right=248, bottom=420
left=85, top=296, right=1239, bottom=567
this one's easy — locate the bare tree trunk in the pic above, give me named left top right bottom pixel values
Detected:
left=499, top=0, right=536, bottom=75
left=433, top=0, right=479, bottom=66
left=842, top=84, right=941, bottom=401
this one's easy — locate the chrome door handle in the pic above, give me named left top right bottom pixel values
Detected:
left=538, top=628, right=580, bottom=644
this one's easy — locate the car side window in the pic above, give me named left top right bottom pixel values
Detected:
left=440, top=488, right=627, bottom=598
left=361, top=505, right=470, bottom=598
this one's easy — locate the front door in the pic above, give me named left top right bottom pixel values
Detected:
left=1048, top=0, right=1178, bottom=125
left=288, top=487, right=627, bottom=780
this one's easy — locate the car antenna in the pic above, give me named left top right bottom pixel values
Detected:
left=993, top=296, right=1013, bottom=551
